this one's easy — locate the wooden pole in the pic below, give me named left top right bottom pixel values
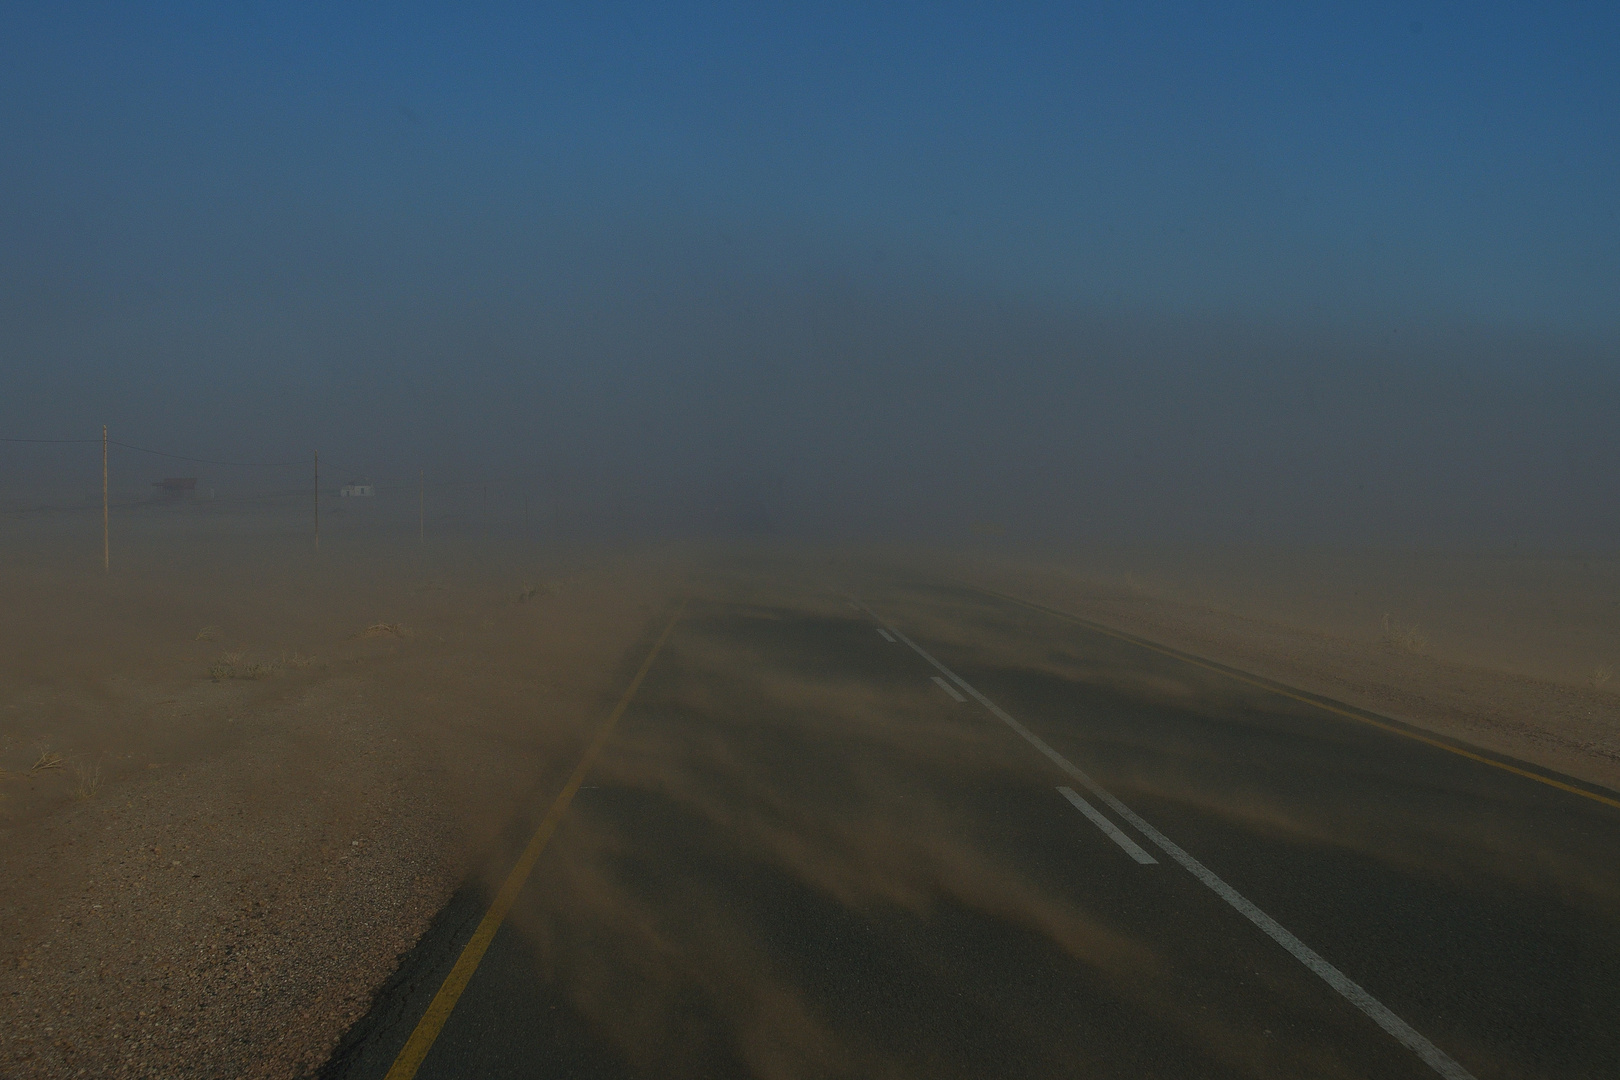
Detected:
left=419, top=469, right=424, bottom=546
left=313, top=450, right=319, bottom=551
left=102, top=425, right=109, bottom=572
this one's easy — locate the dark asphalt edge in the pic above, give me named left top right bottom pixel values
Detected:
left=314, top=883, right=494, bottom=1080
left=312, top=597, right=692, bottom=1079
left=947, top=579, right=1620, bottom=807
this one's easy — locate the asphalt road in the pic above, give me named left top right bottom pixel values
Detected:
left=322, top=572, right=1620, bottom=1080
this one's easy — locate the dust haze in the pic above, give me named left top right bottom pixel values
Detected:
left=3, top=6, right=1618, bottom=1079
left=7, top=275, right=1618, bottom=548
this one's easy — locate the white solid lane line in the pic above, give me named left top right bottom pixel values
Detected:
left=877, top=628, right=896, bottom=643
left=931, top=675, right=966, bottom=701
left=858, top=604, right=1476, bottom=1080
left=1058, top=787, right=1157, bottom=864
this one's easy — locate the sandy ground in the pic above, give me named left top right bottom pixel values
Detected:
left=940, top=547, right=1620, bottom=794
left=5, top=527, right=1616, bottom=1079
left=0, top=518, right=685, bottom=1079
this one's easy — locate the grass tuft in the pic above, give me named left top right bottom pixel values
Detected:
left=73, top=759, right=102, bottom=800
left=195, top=626, right=222, bottom=641
left=357, top=622, right=408, bottom=639
left=31, top=741, right=64, bottom=772
left=1593, top=665, right=1613, bottom=690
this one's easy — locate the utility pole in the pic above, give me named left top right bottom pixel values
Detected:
left=419, top=469, right=425, bottom=546
left=313, top=450, right=320, bottom=550
left=102, top=425, right=109, bottom=572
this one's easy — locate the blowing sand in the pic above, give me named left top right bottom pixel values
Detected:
left=945, top=547, right=1620, bottom=794
left=5, top=528, right=1617, bottom=1079
left=0, top=520, right=685, bottom=1079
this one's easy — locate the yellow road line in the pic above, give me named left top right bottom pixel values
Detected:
left=384, top=602, right=687, bottom=1080
left=970, top=585, right=1620, bottom=813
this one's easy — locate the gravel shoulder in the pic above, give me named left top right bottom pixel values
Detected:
left=0, top=538, right=684, bottom=1079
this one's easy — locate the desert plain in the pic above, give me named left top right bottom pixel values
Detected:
left=2, top=506, right=1617, bottom=1078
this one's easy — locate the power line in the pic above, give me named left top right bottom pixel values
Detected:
left=107, top=440, right=302, bottom=468
left=0, top=437, right=98, bottom=444
left=5, top=432, right=553, bottom=499
left=3, top=433, right=303, bottom=467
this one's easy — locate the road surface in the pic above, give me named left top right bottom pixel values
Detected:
left=321, top=570, right=1620, bottom=1079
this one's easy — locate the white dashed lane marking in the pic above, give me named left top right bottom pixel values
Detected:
left=1058, top=786, right=1157, bottom=863
left=855, top=601, right=1477, bottom=1080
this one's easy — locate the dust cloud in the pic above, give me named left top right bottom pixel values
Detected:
left=6, top=292, right=1617, bottom=550
left=4, top=5, right=1618, bottom=1078
left=0, top=508, right=688, bottom=1076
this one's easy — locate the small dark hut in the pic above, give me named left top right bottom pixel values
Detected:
left=152, top=477, right=199, bottom=499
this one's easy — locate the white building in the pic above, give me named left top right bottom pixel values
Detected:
left=340, top=482, right=375, bottom=497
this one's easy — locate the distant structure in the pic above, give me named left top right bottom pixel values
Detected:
left=152, top=477, right=198, bottom=499
left=340, top=481, right=375, bottom=498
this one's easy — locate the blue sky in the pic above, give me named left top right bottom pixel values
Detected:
left=2, top=3, right=1617, bottom=542
left=6, top=3, right=1615, bottom=327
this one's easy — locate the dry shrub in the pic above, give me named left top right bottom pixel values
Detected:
left=513, top=583, right=550, bottom=604
left=357, top=622, right=408, bottom=639
left=1593, top=665, right=1613, bottom=690
left=280, top=650, right=316, bottom=669
left=211, top=654, right=275, bottom=681
left=1380, top=613, right=1428, bottom=655
left=195, top=626, right=222, bottom=641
